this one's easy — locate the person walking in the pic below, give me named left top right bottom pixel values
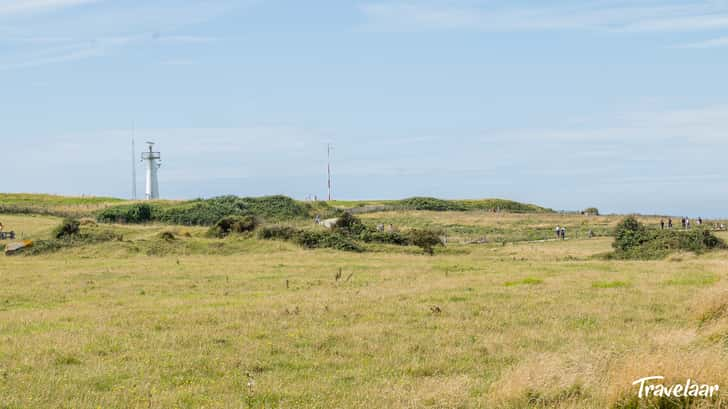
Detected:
left=668, top=218, right=673, bottom=229
left=555, top=226, right=561, bottom=240
left=560, top=226, right=566, bottom=240
left=686, top=218, right=691, bottom=230
left=660, top=219, right=665, bottom=230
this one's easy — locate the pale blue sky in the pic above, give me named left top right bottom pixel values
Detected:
left=2, top=0, right=728, bottom=216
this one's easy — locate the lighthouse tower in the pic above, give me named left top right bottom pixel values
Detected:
left=142, top=142, right=161, bottom=200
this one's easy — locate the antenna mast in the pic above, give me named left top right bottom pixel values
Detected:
left=327, top=143, right=333, bottom=201
left=131, top=124, right=137, bottom=200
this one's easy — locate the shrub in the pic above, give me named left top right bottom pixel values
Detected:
left=257, top=225, right=299, bottom=241
left=333, top=212, right=370, bottom=235
left=611, top=217, right=726, bottom=259
left=53, top=218, right=80, bottom=239
left=97, top=203, right=158, bottom=224
left=613, top=216, right=652, bottom=252
left=208, top=215, right=258, bottom=238
left=359, top=231, right=410, bottom=245
left=583, top=207, right=600, bottom=216
left=158, top=231, right=176, bottom=241
left=257, top=226, right=362, bottom=252
left=295, top=231, right=363, bottom=252
left=408, top=229, right=444, bottom=255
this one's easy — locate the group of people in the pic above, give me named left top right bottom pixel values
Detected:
left=554, top=225, right=567, bottom=240
left=659, top=217, right=704, bottom=230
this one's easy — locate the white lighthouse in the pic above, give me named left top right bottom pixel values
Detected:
left=142, top=142, right=161, bottom=200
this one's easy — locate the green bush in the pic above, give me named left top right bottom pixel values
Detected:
left=97, top=203, right=158, bottom=224
left=613, top=217, right=651, bottom=252
left=611, top=217, right=726, bottom=260
left=583, top=207, right=600, bottom=216
left=208, top=215, right=258, bottom=238
left=53, top=218, right=81, bottom=239
left=359, top=230, right=410, bottom=245
left=257, top=225, right=362, bottom=252
left=295, top=231, right=363, bottom=252
left=408, top=229, right=444, bottom=255
left=257, top=225, right=299, bottom=241
left=333, top=212, right=370, bottom=235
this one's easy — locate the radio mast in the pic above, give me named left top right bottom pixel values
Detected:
left=131, top=125, right=137, bottom=200
left=327, top=143, right=333, bottom=201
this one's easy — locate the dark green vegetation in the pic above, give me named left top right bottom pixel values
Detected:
left=207, top=215, right=259, bottom=238
left=52, top=218, right=80, bottom=239
left=258, top=213, right=443, bottom=254
left=97, top=196, right=328, bottom=226
left=257, top=225, right=362, bottom=252
left=610, top=216, right=726, bottom=260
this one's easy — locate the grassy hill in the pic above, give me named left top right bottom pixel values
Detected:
left=329, top=197, right=553, bottom=213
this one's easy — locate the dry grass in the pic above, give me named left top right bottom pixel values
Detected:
left=0, top=212, right=726, bottom=408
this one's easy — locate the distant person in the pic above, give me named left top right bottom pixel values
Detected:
left=560, top=227, right=566, bottom=240
left=686, top=218, right=691, bottom=230
left=588, top=229, right=594, bottom=238
left=555, top=226, right=561, bottom=240
left=681, top=217, right=686, bottom=229
left=698, top=217, right=703, bottom=226
left=660, top=219, right=665, bottom=230
left=668, top=218, right=673, bottom=229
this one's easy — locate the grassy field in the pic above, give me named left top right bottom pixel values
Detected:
left=1, top=209, right=727, bottom=408
left=0, top=194, right=124, bottom=218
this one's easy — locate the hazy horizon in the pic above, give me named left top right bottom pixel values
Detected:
left=3, top=1, right=728, bottom=217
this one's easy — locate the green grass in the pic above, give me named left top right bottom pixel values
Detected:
left=592, top=280, right=631, bottom=289
left=1, top=209, right=728, bottom=408
left=504, top=277, right=544, bottom=286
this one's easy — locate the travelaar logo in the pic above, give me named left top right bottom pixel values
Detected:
left=633, top=376, right=720, bottom=399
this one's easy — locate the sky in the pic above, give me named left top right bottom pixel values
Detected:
left=2, top=0, right=728, bottom=216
